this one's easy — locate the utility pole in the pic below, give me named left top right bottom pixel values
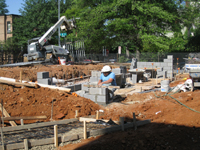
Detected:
left=58, top=0, right=60, bottom=46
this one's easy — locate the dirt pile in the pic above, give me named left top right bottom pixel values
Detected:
left=0, top=64, right=104, bottom=82
left=0, top=85, right=101, bottom=124
left=101, top=90, right=200, bottom=127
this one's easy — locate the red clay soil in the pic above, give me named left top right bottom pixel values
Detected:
left=0, top=85, right=101, bottom=124
left=60, top=89, right=200, bottom=150
left=0, top=64, right=104, bottom=82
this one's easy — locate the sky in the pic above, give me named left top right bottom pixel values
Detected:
left=6, top=0, right=24, bottom=15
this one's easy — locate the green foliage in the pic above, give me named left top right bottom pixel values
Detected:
left=64, top=0, right=185, bottom=53
left=0, top=0, right=8, bottom=14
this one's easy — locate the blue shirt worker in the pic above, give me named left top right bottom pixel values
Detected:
left=98, top=65, right=117, bottom=87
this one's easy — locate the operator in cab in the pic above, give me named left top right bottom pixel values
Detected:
left=98, top=65, right=117, bottom=87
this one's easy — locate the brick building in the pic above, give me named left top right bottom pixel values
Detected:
left=0, top=14, right=20, bottom=41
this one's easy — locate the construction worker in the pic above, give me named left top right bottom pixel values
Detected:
left=98, top=65, right=117, bottom=87
left=98, top=65, right=117, bottom=101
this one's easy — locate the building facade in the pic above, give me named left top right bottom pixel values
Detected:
left=0, top=14, right=20, bottom=41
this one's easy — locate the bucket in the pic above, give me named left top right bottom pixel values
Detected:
left=161, top=80, right=170, bottom=92
left=60, top=58, right=66, bottom=65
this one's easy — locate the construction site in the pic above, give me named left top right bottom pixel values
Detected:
left=0, top=53, right=200, bottom=150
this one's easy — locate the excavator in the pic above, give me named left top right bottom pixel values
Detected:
left=23, top=16, right=76, bottom=63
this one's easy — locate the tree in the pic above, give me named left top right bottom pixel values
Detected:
left=12, top=0, right=73, bottom=49
left=64, top=0, right=185, bottom=53
left=0, top=0, right=8, bottom=14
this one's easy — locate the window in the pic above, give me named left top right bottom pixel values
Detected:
left=7, top=21, right=11, bottom=34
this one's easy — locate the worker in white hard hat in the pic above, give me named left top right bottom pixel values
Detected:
left=98, top=65, right=117, bottom=87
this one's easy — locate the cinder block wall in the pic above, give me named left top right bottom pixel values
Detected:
left=131, top=55, right=173, bottom=78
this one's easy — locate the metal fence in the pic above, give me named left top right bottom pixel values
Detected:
left=0, top=47, right=23, bottom=65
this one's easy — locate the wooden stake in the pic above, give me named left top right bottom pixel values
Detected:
left=120, top=117, right=124, bottom=131
left=156, top=75, right=158, bottom=85
left=24, top=139, right=28, bottom=150
left=20, top=71, right=22, bottom=83
left=54, top=125, right=58, bottom=147
left=140, top=87, right=142, bottom=92
left=75, top=110, right=78, bottom=118
left=0, top=103, right=17, bottom=126
left=83, top=121, right=87, bottom=139
left=96, top=111, right=99, bottom=120
left=20, top=119, right=24, bottom=126
left=133, top=113, right=137, bottom=130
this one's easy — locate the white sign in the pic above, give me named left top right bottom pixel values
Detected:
left=118, top=46, right=121, bottom=54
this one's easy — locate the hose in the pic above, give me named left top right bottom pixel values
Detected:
left=154, top=85, right=200, bottom=113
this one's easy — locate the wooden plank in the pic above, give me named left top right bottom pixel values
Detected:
left=2, top=116, right=47, bottom=121
left=0, top=79, right=37, bottom=88
left=24, top=139, right=28, bottom=150
left=0, top=104, right=17, bottom=126
left=54, top=125, right=58, bottom=147
left=83, top=121, right=87, bottom=139
left=79, top=117, right=120, bottom=125
left=2, top=118, right=78, bottom=132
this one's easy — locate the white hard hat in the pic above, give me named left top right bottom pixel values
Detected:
left=101, top=65, right=111, bottom=72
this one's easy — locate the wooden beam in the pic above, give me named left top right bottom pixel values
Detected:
left=2, top=118, right=78, bottom=132
left=0, top=104, right=17, bottom=126
left=2, top=116, right=47, bottom=121
left=0, top=79, right=37, bottom=88
left=79, top=117, right=120, bottom=125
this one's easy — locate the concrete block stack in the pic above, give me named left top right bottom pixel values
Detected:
left=76, top=84, right=109, bottom=106
left=134, top=55, right=173, bottom=80
left=89, top=71, right=101, bottom=83
left=37, top=72, right=51, bottom=85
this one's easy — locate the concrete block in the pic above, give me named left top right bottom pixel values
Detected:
left=167, top=63, right=173, bottom=67
left=97, top=95, right=108, bottom=103
left=157, top=67, right=163, bottom=72
left=89, top=88, right=108, bottom=95
left=37, top=72, right=49, bottom=79
left=164, top=59, right=173, bottom=63
left=131, top=74, right=137, bottom=84
left=83, top=93, right=97, bottom=102
left=90, top=76, right=99, bottom=82
left=91, top=71, right=101, bottom=77
left=159, top=62, right=165, bottom=67
left=81, top=83, right=89, bottom=91
left=164, top=66, right=172, bottom=70
left=130, top=66, right=135, bottom=70
left=167, top=55, right=173, bottom=59
left=76, top=90, right=86, bottom=97
left=66, top=84, right=82, bottom=92
left=112, top=68, right=121, bottom=74
left=37, top=78, right=51, bottom=85
left=153, top=62, right=160, bottom=67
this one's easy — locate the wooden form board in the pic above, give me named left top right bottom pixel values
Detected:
left=2, top=118, right=78, bottom=132
left=0, top=103, right=17, bottom=126
left=0, top=79, right=37, bottom=88
left=2, top=116, right=47, bottom=121
left=79, top=117, right=120, bottom=125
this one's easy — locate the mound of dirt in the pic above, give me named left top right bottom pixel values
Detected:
left=0, top=85, right=101, bottom=124
left=101, top=90, right=200, bottom=127
left=0, top=64, right=104, bottom=82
